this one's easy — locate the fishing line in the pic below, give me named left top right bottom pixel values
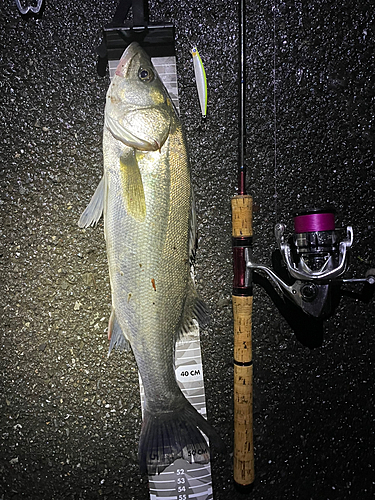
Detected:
left=273, top=2, right=278, bottom=222
left=294, top=211, right=336, bottom=233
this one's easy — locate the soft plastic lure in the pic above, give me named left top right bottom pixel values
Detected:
left=191, top=47, right=207, bottom=118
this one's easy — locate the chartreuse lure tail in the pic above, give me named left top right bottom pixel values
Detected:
left=191, top=47, right=207, bottom=118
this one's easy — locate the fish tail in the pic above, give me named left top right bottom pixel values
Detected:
left=138, top=400, right=225, bottom=475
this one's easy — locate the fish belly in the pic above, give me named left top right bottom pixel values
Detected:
left=104, top=124, right=191, bottom=407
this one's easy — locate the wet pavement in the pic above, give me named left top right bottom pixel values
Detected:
left=1, top=0, right=374, bottom=499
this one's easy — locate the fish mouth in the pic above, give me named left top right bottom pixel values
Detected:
left=115, top=42, right=142, bottom=78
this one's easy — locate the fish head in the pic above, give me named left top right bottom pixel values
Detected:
left=105, top=42, right=175, bottom=151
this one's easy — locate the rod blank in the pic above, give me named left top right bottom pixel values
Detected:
left=232, top=0, right=255, bottom=488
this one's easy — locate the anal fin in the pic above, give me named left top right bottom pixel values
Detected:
left=178, top=283, right=210, bottom=340
left=108, top=307, right=131, bottom=356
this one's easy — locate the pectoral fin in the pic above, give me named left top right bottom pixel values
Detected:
left=120, top=149, right=146, bottom=222
left=78, top=175, right=105, bottom=228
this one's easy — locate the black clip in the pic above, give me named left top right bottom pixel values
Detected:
left=97, top=0, right=148, bottom=77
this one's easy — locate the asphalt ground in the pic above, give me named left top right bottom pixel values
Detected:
left=1, top=1, right=374, bottom=499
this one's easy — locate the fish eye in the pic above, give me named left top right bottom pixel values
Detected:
left=138, top=68, right=154, bottom=82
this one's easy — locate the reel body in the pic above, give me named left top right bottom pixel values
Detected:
left=246, top=208, right=374, bottom=318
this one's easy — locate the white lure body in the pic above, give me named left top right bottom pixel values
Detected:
left=191, top=47, right=207, bottom=118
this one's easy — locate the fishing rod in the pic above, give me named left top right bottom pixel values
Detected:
left=232, top=0, right=255, bottom=490
left=231, top=0, right=374, bottom=492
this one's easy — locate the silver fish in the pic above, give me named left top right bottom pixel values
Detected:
left=79, top=42, right=223, bottom=475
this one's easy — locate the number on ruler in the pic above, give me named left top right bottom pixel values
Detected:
left=176, top=363, right=203, bottom=383
left=176, top=465, right=187, bottom=499
left=180, top=369, right=201, bottom=377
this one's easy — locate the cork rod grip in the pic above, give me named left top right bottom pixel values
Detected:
left=232, top=194, right=254, bottom=488
left=231, top=195, right=253, bottom=238
left=233, top=296, right=254, bottom=486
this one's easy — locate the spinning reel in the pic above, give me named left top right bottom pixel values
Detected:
left=247, top=208, right=375, bottom=318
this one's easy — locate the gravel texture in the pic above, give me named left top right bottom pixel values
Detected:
left=1, top=0, right=374, bottom=499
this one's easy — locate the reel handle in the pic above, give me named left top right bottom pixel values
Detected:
left=231, top=194, right=255, bottom=488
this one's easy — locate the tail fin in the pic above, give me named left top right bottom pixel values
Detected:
left=138, top=400, right=225, bottom=475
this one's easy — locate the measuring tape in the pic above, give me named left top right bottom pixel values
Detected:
left=149, top=460, right=213, bottom=500
left=139, top=322, right=213, bottom=500
left=109, top=53, right=213, bottom=500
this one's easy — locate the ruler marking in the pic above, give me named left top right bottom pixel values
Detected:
left=150, top=480, right=176, bottom=484
left=187, top=465, right=211, bottom=473
left=190, top=491, right=212, bottom=499
left=184, top=394, right=205, bottom=399
left=150, top=496, right=177, bottom=500
left=188, top=474, right=212, bottom=481
left=176, top=354, right=201, bottom=360
left=149, top=488, right=177, bottom=492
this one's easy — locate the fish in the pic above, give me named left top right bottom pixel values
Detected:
left=78, top=42, right=224, bottom=475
